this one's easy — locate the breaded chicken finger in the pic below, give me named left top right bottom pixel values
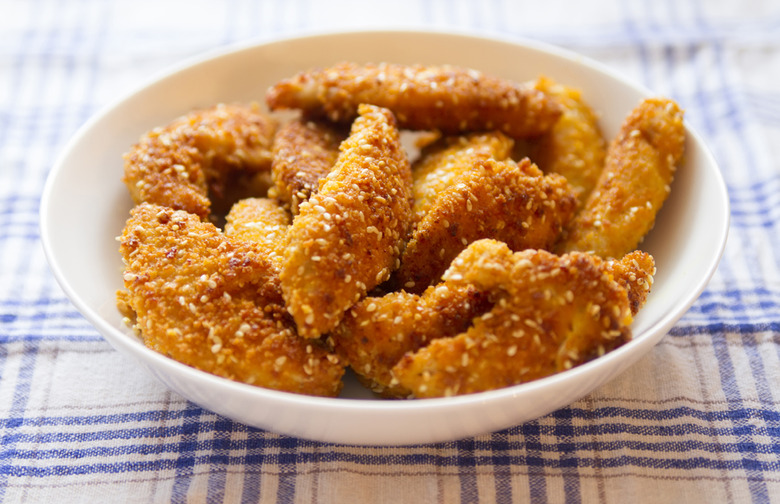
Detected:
left=123, top=103, right=276, bottom=220
left=396, top=158, right=578, bottom=293
left=269, top=118, right=347, bottom=214
left=280, top=104, right=413, bottom=338
left=331, top=283, right=492, bottom=398
left=266, top=62, right=562, bottom=138
left=411, top=131, right=514, bottom=223
left=117, top=203, right=344, bottom=396
left=528, top=77, right=607, bottom=208
left=559, top=97, right=685, bottom=258
left=392, top=240, right=640, bottom=398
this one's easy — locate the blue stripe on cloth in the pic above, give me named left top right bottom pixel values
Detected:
left=0, top=342, right=38, bottom=502
left=0, top=415, right=776, bottom=464
left=205, top=417, right=230, bottom=503
left=552, top=407, right=582, bottom=503
left=0, top=395, right=777, bottom=485
left=695, top=24, right=774, bottom=478
left=455, top=437, right=478, bottom=504
left=240, top=434, right=266, bottom=504
left=521, top=420, right=547, bottom=502
left=711, top=336, right=773, bottom=502
left=490, top=433, right=514, bottom=504
left=2, top=433, right=777, bottom=478
left=678, top=290, right=780, bottom=324
left=276, top=435, right=299, bottom=504
left=170, top=402, right=204, bottom=504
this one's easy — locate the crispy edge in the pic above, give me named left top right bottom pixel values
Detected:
left=606, top=250, right=656, bottom=316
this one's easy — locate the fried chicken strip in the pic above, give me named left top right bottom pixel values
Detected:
left=527, top=77, right=607, bottom=208
left=117, top=203, right=344, bottom=396
left=280, top=104, right=413, bottom=338
left=396, top=158, right=578, bottom=293
left=269, top=118, right=347, bottom=214
left=266, top=62, right=562, bottom=138
left=224, top=197, right=290, bottom=270
left=123, top=103, right=277, bottom=220
left=331, top=283, right=492, bottom=398
left=411, top=131, right=514, bottom=223
left=558, top=97, right=685, bottom=258
left=392, top=239, right=644, bottom=398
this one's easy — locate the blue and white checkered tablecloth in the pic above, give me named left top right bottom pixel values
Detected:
left=2, top=0, right=779, bottom=502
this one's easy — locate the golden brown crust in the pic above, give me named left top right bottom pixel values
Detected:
left=392, top=239, right=635, bottom=398
left=528, top=77, right=606, bottom=208
left=396, top=158, right=578, bottom=293
left=224, top=197, right=290, bottom=269
left=116, top=69, right=677, bottom=400
left=606, top=250, right=656, bottom=315
left=411, top=131, right=514, bottom=223
left=269, top=118, right=347, bottom=214
left=280, top=104, right=413, bottom=338
left=266, top=62, right=562, bottom=138
left=122, top=103, right=277, bottom=220
left=331, top=283, right=492, bottom=398
left=117, top=203, right=344, bottom=397
left=558, top=97, right=685, bottom=258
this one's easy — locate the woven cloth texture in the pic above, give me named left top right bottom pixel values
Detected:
left=1, top=0, right=779, bottom=502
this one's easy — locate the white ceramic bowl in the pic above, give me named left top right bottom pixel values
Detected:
left=40, top=30, right=729, bottom=445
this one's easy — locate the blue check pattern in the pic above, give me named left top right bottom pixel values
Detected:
left=1, top=0, right=779, bottom=502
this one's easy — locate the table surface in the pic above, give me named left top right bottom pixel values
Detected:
left=2, top=0, right=779, bottom=502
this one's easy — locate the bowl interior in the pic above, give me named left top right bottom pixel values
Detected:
left=40, top=30, right=729, bottom=445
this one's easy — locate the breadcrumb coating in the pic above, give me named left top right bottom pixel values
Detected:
left=392, top=239, right=640, bottom=398
left=224, top=197, right=290, bottom=270
left=115, top=66, right=678, bottom=400
left=606, top=250, right=656, bottom=316
left=123, top=103, right=277, bottom=220
left=117, top=203, right=344, bottom=396
left=411, top=131, right=514, bottom=223
left=331, top=283, right=492, bottom=398
left=527, top=77, right=606, bottom=208
left=559, top=97, right=685, bottom=258
left=269, top=118, right=347, bottom=214
left=266, top=62, right=562, bottom=138
left=280, top=104, right=413, bottom=338
left=396, top=158, right=578, bottom=293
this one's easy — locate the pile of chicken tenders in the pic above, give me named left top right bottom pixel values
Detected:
left=117, top=62, right=685, bottom=398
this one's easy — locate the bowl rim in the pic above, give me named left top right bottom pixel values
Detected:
left=39, top=28, right=731, bottom=440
